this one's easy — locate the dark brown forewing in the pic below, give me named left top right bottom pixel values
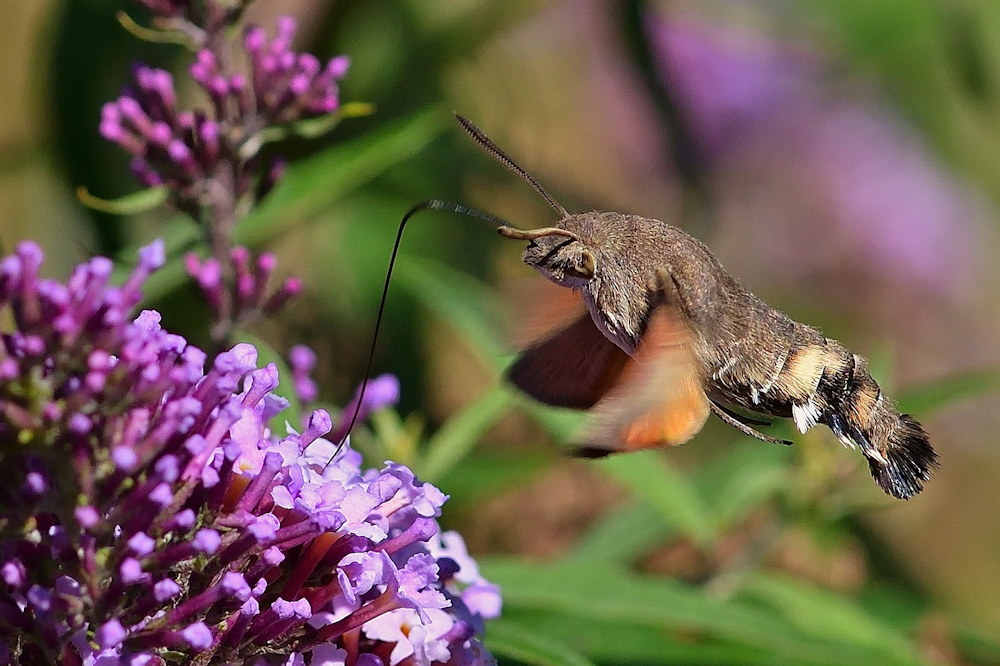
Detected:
left=506, top=288, right=630, bottom=409
left=574, top=303, right=709, bottom=456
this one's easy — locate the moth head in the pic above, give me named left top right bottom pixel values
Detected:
left=498, top=226, right=598, bottom=287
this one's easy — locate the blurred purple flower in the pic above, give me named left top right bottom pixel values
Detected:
left=652, top=18, right=821, bottom=160
left=185, top=247, right=303, bottom=324
left=242, top=16, right=350, bottom=121
left=328, top=373, right=401, bottom=445
left=100, top=13, right=348, bottom=214
left=101, top=9, right=348, bottom=345
left=648, top=15, right=983, bottom=298
left=289, top=343, right=319, bottom=404
left=0, top=242, right=498, bottom=664
left=100, top=64, right=224, bottom=198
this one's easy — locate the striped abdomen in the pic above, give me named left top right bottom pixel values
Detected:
left=709, top=330, right=938, bottom=500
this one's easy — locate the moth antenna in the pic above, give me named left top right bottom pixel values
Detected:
left=497, top=226, right=581, bottom=242
left=454, top=113, right=571, bottom=219
left=325, top=199, right=513, bottom=467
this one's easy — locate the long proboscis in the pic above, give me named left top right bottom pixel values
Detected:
left=325, top=199, right=514, bottom=466
left=497, top=226, right=580, bottom=241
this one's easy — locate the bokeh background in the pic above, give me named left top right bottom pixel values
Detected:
left=2, top=1, right=1000, bottom=663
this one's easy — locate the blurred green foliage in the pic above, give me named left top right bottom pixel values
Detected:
left=4, top=0, right=1000, bottom=663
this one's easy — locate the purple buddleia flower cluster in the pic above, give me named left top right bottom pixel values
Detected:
left=186, top=246, right=303, bottom=327
left=99, top=12, right=346, bottom=214
left=0, top=242, right=500, bottom=664
left=100, top=2, right=357, bottom=346
left=241, top=17, right=350, bottom=121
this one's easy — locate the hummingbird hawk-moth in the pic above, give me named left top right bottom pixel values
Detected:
left=456, top=114, right=938, bottom=500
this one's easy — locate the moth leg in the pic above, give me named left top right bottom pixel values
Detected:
left=654, top=268, right=787, bottom=447
left=710, top=401, right=774, bottom=427
left=710, top=400, right=792, bottom=446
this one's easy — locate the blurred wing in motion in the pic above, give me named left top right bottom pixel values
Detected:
left=507, top=282, right=630, bottom=409
left=574, top=303, right=709, bottom=456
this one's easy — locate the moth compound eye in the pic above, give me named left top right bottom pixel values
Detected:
left=566, top=249, right=596, bottom=279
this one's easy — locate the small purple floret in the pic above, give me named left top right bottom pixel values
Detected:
left=182, top=622, right=213, bottom=650
left=155, top=579, right=181, bottom=602
left=96, top=619, right=127, bottom=649
left=128, top=532, right=156, bottom=556
left=120, top=558, right=144, bottom=583
left=192, top=529, right=221, bottom=554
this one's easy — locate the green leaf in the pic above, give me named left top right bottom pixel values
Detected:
left=250, top=102, right=377, bottom=150
left=418, top=386, right=515, bottom=482
left=693, top=443, right=790, bottom=530
left=897, top=367, right=1000, bottom=416
left=116, top=10, right=195, bottom=47
left=77, top=185, right=168, bottom=215
left=434, top=449, right=552, bottom=505
left=522, top=403, right=585, bottom=442
left=112, top=108, right=447, bottom=306
left=235, top=107, right=447, bottom=248
left=516, top=408, right=718, bottom=546
left=594, top=450, right=715, bottom=545
left=486, top=618, right=595, bottom=666
left=498, top=610, right=794, bottom=665
left=395, top=256, right=508, bottom=365
left=482, top=558, right=890, bottom=665
left=739, top=573, right=924, bottom=666
left=567, top=499, right=675, bottom=565
left=367, top=407, right=424, bottom=466
left=954, top=623, right=1000, bottom=665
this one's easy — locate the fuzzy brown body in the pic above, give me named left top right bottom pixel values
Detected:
left=455, top=113, right=937, bottom=500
